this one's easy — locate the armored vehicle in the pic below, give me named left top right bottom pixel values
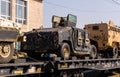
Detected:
left=21, top=14, right=97, bottom=59
left=0, top=18, right=19, bottom=63
left=85, top=21, right=120, bottom=58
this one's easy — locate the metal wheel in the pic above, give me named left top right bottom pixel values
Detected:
left=90, top=45, right=97, bottom=59
left=113, top=45, right=118, bottom=58
left=0, top=43, right=14, bottom=63
left=61, top=43, right=70, bottom=59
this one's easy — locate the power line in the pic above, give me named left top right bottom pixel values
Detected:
left=44, top=1, right=80, bottom=11
left=111, top=0, right=120, bottom=5
left=44, top=1, right=120, bottom=13
left=104, top=0, right=120, bottom=5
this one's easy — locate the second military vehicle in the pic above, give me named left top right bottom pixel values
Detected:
left=21, top=14, right=97, bottom=59
left=85, top=21, right=120, bottom=58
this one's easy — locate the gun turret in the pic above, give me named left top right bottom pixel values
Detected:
left=52, top=14, right=77, bottom=28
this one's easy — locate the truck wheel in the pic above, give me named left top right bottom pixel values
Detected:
left=0, top=43, right=14, bottom=63
left=113, top=45, right=118, bottom=58
left=60, top=43, right=70, bottom=59
left=90, top=45, right=97, bottom=59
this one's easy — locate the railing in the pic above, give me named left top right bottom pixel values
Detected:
left=0, top=17, right=21, bottom=29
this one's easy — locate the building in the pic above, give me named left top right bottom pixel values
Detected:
left=0, top=0, right=43, bottom=32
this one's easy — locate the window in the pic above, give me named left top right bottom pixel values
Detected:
left=0, top=0, right=11, bottom=20
left=93, top=26, right=99, bottom=30
left=16, top=0, right=27, bottom=24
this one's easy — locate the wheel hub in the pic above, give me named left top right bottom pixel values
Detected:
left=63, top=48, right=69, bottom=58
left=0, top=45, right=11, bottom=58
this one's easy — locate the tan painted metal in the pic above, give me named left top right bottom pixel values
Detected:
left=85, top=21, right=120, bottom=51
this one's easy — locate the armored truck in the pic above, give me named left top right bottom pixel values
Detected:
left=21, top=14, right=97, bottom=59
left=0, top=18, right=19, bottom=63
left=85, top=21, right=120, bottom=58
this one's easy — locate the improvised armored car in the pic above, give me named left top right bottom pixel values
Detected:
left=21, top=14, right=97, bottom=59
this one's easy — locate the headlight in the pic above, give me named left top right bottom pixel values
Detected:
left=85, top=39, right=90, bottom=45
left=78, top=37, right=83, bottom=43
left=23, top=36, right=27, bottom=42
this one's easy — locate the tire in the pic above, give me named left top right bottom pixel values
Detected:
left=90, top=45, right=97, bottom=59
left=0, top=43, right=14, bottom=63
left=113, top=45, right=118, bottom=58
left=60, top=43, right=70, bottom=59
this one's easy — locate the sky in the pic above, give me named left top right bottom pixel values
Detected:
left=43, top=0, right=120, bottom=29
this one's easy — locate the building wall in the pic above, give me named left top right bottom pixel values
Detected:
left=1, top=0, right=43, bottom=32
left=21, top=0, right=43, bottom=32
